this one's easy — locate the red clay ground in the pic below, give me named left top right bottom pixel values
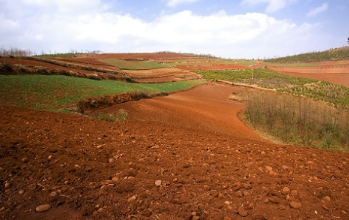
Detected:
left=96, top=83, right=262, bottom=141
left=0, top=57, right=128, bottom=81
left=1, top=83, right=349, bottom=220
left=0, top=57, right=102, bottom=75
left=267, top=60, right=349, bottom=87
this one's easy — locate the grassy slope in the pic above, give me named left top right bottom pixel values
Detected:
left=198, top=68, right=316, bottom=88
left=265, top=47, right=349, bottom=63
left=0, top=75, right=204, bottom=110
left=100, top=59, right=169, bottom=70
left=198, top=68, right=349, bottom=151
left=198, top=68, right=349, bottom=108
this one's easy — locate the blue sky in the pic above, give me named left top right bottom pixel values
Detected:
left=0, top=0, right=348, bottom=58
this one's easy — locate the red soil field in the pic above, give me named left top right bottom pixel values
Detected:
left=1, top=54, right=349, bottom=219
left=267, top=61, right=349, bottom=87
left=55, top=57, right=122, bottom=71
left=1, top=83, right=348, bottom=219
left=0, top=57, right=124, bottom=80
left=101, top=83, right=263, bottom=140
left=0, top=57, right=96, bottom=75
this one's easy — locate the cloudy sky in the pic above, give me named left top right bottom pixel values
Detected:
left=0, top=0, right=348, bottom=58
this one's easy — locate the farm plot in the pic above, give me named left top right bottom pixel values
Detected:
left=176, top=63, right=249, bottom=71
left=267, top=60, right=349, bottom=87
left=100, top=59, right=170, bottom=70
left=2, top=83, right=349, bottom=220
left=124, top=68, right=201, bottom=83
left=1, top=53, right=349, bottom=220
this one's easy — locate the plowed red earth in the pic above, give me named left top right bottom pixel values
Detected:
left=1, top=83, right=349, bottom=220
left=267, top=61, right=349, bottom=87
left=0, top=57, right=99, bottom=75
left=54, top=57, right=122, bottom=71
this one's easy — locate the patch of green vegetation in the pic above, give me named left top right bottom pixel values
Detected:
left=101, top=59, right=170, bottom=70
left=265, top=47, right=349, bottom=63
left=0, top=75, right=204, bottom=111
left=93, top=109, right=129, bottom=122
left=232, top=59, right=258, bottom=66
left=35, top=53, right=82, bottom=59
left=264, top=62, right=321, bottom=67
left=198, top=68, right=316, bottom=89
left=163, top=58, right=256, bottom=67
left=280, top=81, right=349, bottom=108
left=199, top=68, right=349, bottom=109
left=35, top=50, right=101, bottom=58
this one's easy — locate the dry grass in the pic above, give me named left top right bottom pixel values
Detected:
left=243, top=91, right=349, bottom=151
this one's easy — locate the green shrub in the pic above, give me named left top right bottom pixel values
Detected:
left=0, top=62, right=13, bottom=73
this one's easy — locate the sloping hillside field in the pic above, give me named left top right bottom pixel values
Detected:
left=1, top=52, right=349, bottom=219
left=266, top=60, right=349, bottom=87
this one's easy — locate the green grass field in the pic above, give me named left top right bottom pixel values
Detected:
left=0, top=75, right=204, bottom=111
left=101, top=59, right=169, bottom=70
left=265, top=47, right=349, bottom=63
left=161, top=58, right=257, bottom=67
left=197, top=68, right=316, bottom=88
left=198, top=68, right=349, bottom=108
left=264, top=62, right=321, bottom=67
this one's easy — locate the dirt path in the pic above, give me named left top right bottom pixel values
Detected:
left=1, top=83, right=349, bottom=220
left=96, top=83, right=264, bottom=141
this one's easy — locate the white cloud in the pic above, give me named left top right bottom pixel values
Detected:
left=0, top=0, right=319, bottom=58
left=241, top=0, right=297, bottom=13
left=306, top=3, right=328, bottom=17
left=166, top=0, right=199, bottom=7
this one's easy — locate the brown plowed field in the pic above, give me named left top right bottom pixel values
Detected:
left=0, top=57, right=97, bottom=75
left=55, top=57, right=122, bottom=71
left=0, top=57, right=127, bottom=81
left=96, top=83, right=263, bottom=140
left=267, top=61, right=349, bottom=87
left=1, top=83, right=349, bottom=220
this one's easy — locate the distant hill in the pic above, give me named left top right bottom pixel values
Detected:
left=265, top=46, right=349, bottom=63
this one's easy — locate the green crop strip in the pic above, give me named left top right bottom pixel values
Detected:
left=100, top=59, right=170, bottom=70
left=0, top=75, right=204, bottom=111
left=198, top=68, right=349, bottom=108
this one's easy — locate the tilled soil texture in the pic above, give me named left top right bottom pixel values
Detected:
left=0, top=57, right=101, bottom=76
left=96, top=83, right=263, bottom=141
left=54, top=57, right=123, bottom=71
left=1, top=83, right=349, bottom=220
left=267, top=61, right=349, bottom=87
left=0, top=57, right=127, bottom=81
